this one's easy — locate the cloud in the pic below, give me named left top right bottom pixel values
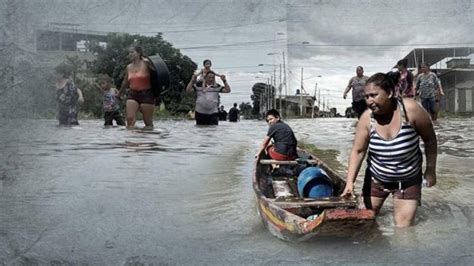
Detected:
left=287, top=0, right=474, bottom=60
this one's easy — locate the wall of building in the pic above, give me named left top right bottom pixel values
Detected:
left=440, top=70, right=474, bottom=113
left=457, top=87, right=474, bottom=112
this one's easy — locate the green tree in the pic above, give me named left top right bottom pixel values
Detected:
left=239, top=102, right=254, bottom=119
left=89, top=33, right=197, bottom=114
left=250, top=82, right=275, bottom=117
left=65, top=55, right=84, bottom=83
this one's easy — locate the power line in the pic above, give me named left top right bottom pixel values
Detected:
left=288, top=42, right=474, bottom=47
left=220, top=65, right=275, bottom=69
left=48, top=16, right=285, bottom=33
left=95, top=18, right=286, bottom=34
left=176, top=38, right=286, bottom=50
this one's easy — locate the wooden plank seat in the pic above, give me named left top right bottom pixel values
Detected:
left=259, top=159, right=320, bottom=165
left=269, top=197, right=357, bottom=209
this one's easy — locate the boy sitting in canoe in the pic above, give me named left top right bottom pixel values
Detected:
left=255, top=109, right=298, bottom=160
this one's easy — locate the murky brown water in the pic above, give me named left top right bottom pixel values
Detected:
left=0, top=117, right=473, bottom=264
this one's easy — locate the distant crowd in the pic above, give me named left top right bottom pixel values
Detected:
left=54, top=47, right=241, bottom=128
left=343, top=59, right=444, bottom=122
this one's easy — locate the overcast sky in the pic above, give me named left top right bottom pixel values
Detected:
left=19, top=0, right=474, bottom=113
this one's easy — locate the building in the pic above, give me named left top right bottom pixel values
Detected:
left=252, top=81, right=318, bottom=118
left=34, top=24, right=109, bottom=80
left=277, top=94, right=316, bottom=118
left=400, top=47, right=474, bottom=113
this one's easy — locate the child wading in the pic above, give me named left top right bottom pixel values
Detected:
left=96, top=74, right=125, bottom=126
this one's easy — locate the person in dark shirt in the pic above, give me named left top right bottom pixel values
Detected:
left=54, top=63, right=84, bottom=126
left=255, top=109, right=298, bottom=160
left=228, top=102, right=240, bottom=122
left=218, top=105, right=227, bottom=121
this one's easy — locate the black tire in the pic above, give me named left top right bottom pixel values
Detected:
left=149, top=54, right=170, bottom=105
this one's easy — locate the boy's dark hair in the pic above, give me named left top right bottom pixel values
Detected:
left=203, top=59, right=212, bottom=66
left=205, top=70, right=216, bottom=77
left=266, top=109, right=280, bottom=118
left=233, top=103, right=238, bottom=107
left=96, top=74, right=113, bottom=83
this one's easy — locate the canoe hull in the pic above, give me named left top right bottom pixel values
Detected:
left=253, top=149, right=376, bottom=241
left=256, top=197, right=375, bottom=241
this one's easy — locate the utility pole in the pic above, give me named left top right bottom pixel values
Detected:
left=264, top=81, right=267, bottom=113
left=326, top=99, right=330, bottom=116
left=269, top=76, right=272, bottom=110
left=300, top=67, right=304, bottom=117
left=279, top=64, right=282, bottom=114
left=283, top=51, right=287, bottom=97
left=312, top=82, right=318, bottom=118
left=327, top=99, right=330, bottom=117
left=273, top=69, right=277, bottom=109
left=267, top=78, right=271, bottom=111
left=282, top=51, right=288, bottom=117
left=318, top=87, right=321, bottom=108
left=322, top=96, right=326, bottom=116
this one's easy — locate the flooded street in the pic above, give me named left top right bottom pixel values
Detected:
left=0, top=117, right=473, bottom=264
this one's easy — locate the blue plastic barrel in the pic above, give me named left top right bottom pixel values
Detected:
left=297, top=167, right=333, bottom=198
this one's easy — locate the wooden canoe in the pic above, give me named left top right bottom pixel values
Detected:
left=253, top=149, right=375, bottom=241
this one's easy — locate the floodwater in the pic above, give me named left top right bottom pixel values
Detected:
left=0, top=117, right=473, bottom=265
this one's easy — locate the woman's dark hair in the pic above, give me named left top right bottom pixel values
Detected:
left=420, top=62, right=430, bottom=69
left=54, top=63, right=72, bottom=78
left=397, top=59, right=408, bottom=68
left=366, top=71, right=400, bottom=94
left=130, top=45, right=145, bottom=59
left=203, top=59, right=212, bottom=66
left=266, top=109, right=280, bottom=118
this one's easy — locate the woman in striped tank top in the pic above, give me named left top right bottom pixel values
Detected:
left=341, top=72, right=438, bottom=227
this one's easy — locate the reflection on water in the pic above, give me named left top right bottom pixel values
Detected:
left=0, top=117, right=473, bottom=264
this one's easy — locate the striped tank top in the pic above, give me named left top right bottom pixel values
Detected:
left=367, top=100, right=422, bottom=183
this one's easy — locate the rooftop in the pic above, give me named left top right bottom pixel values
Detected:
left=400, top=47, right=474, bottom=68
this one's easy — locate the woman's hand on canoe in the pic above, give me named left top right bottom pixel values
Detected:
left=340, top=183, right=354, bottom=198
